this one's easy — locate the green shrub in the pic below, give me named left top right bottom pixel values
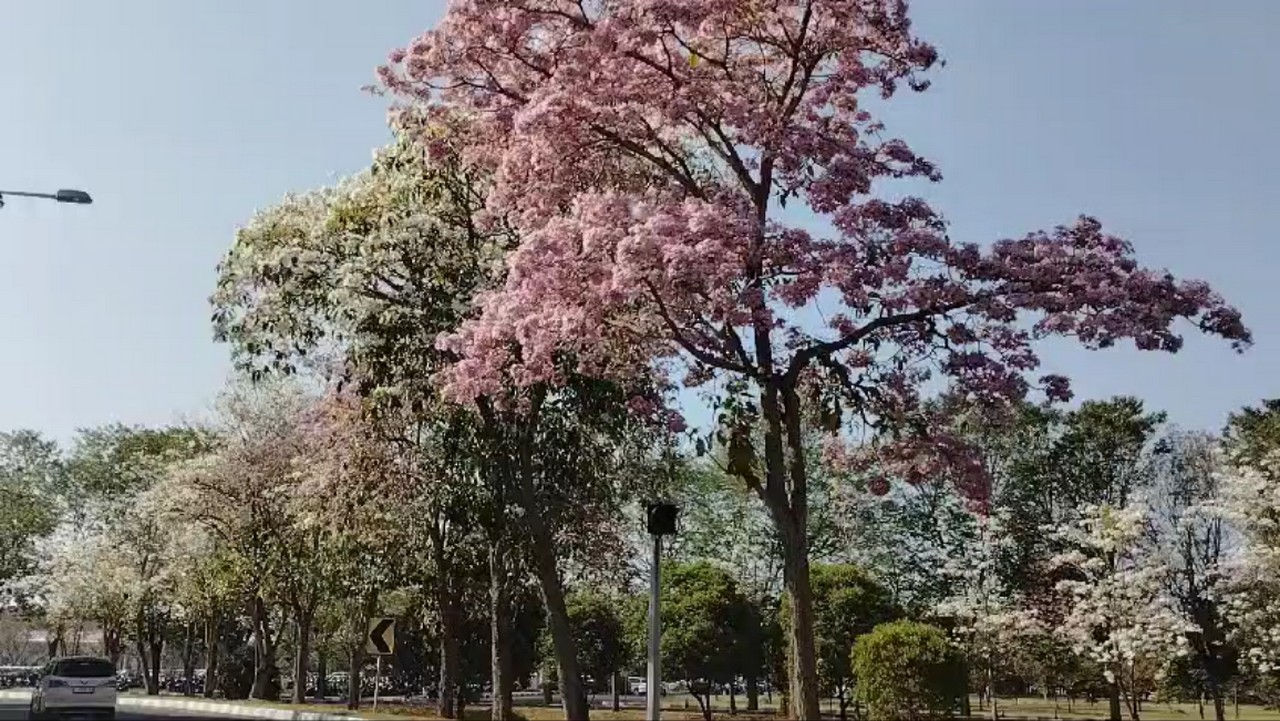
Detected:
left=851, top=620, right=964, bottom=720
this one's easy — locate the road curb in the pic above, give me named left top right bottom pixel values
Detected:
left=0, top=689, right=360, bottom=720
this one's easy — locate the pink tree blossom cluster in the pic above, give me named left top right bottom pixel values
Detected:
left=377, top=2, right=1249, bottom=718
left=381, top=0, right=1247, bottom=477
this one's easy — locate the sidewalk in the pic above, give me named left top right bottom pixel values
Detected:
left=0, top=689, right=361, bottom=720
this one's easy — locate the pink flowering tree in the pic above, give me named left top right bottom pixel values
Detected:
left=380, top=2, right=1250, bottom=717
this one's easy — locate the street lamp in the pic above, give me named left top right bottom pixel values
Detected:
left=0, top=188, right=93, bottom=209
left=645, top=501, right=678, bottom=721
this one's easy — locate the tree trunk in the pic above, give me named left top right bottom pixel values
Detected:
left=1126, top=665, right=1142, bottom=721
left=135, top=611, right=161, bottom=696
left=746, top=674, right=760, bottom=712
left=695, top=691, right=713, bottom=721
left=133, top=638, right=150, bottom=693
left=103, top=628, right=121, bottom=668
left=1212, top=692, right=1225, bottom=721
left=46, top=625, right=63, bottom=659
left=1108, top=678, right=1122, bottom=721
left=611, top=674, right=621, bottom=713
left=347, top=593, right=375, bottom=712
left=989, top=663, right=998, bottom=721
left=749, top=384, right=821, bottom=721
left=291, top=606, right=313, bottom=705
left=347, top=644, right=363, bottom=711
left=525, top=530, right=589, bottom=721
left=250, top=596, right=278, bottom=701
left=1126, top=692, right=1141, bottom=721
left=778, top=512, right=820, bottom=721
left=202, top=614, right=219, bottom=699
left=490, top=545, right=514, bottom=721
left=181, top=621, right=196, bottom=696
left=149, top=636, right=163, bottom=696
left=316, top=654, right=327, bottom=701
left=488, top=499, right=515, bottom=720
left=511, top=403, right=589, bottom=721
left=435, top=593, right=462, bottom=719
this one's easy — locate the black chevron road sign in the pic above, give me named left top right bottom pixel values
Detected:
left=366, top=617, right=396, bottom=655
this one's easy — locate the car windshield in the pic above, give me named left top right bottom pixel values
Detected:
left=53, top=659, right=115, bottom=678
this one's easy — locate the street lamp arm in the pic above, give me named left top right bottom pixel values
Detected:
left=0, top=188, right=93, bottom=207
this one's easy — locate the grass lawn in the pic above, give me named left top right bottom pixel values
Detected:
left=184, top=693, right=1280, bottom=720
left=966, top=695, right=1280, bottom=720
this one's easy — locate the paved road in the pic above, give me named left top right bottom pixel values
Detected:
left=0, top=701, right=225, bottom=719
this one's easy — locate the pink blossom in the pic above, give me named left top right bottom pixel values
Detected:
left=867, top=476, right=891, bottom=497
left=380, top=0, right=1250, bottom=467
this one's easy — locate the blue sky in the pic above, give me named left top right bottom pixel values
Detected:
left=0, top=1, right=1275, bottom=443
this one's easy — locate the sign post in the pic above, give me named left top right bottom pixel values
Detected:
left=366, top=617, right=396, bottom=712
left=645, top=502, right=678, bottom=721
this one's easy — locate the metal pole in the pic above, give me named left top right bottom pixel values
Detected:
left=373, top=656, right=382, bottom=712
left=646, top=533, right=662, bottom=721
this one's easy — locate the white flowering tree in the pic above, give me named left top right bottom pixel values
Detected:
left=1212, top=453, right=1280, bottom=677
left=20, top=522, right=132, bottom=664
left=935, top=508, right=1046, bottom=720
left=1052, top=500, right=1192, bottom=721
left=1144, top=432, right=1234, bottom=721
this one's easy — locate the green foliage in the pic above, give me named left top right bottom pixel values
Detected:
left=851, top=620, right=965, bottom=721
left=671, top=459, right=782, bottom=596
left=959, top=397, right=1165, bottom=601
left=1051, top=397, right=1164, bottom=507
left=660, top=562, right=758, bottom=708
left=678, top=430, right=850, bottom=598
left=617, top=592, right=651, bottom=677
left=211, top=124, right=508, bottom=400
left=1224, top=399, right=1280, bottom=469
left=557, top=591, right=627, bottom=693
left=67, top=424, right=211, bottom=502
left=807, top=564, right=898, bottom=699
left=0, top=431, right=62, bottom=587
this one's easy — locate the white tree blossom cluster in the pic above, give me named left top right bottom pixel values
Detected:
left=15, top=488, right=212, bottom=664
left=936, top=509, right=1046, bottom=662
left=1050, top=501, right=1192, bottom=689
left=1210, top=454, right=1280, bottom=673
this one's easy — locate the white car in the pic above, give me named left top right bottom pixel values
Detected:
left=29, top=656, right=117, bottom=720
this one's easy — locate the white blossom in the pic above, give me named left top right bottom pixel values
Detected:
left=1050, top=500, right=1192, bottom=687
left=1207, top=453, right=1280, bottom=672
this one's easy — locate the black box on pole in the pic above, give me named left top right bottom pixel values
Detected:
left=646, top=502, right=679, bottom=536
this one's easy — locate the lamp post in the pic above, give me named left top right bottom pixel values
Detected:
left=645, top=501, right=678, bottom=721
left=0, top=188, right=93, bottom=209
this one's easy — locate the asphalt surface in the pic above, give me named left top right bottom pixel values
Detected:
left=0, top=701, right=223, bottom=719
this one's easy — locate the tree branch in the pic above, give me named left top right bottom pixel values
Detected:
left=786, top=301, right=970, bottom=383
left=643, top=279, right=755, bottom=377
